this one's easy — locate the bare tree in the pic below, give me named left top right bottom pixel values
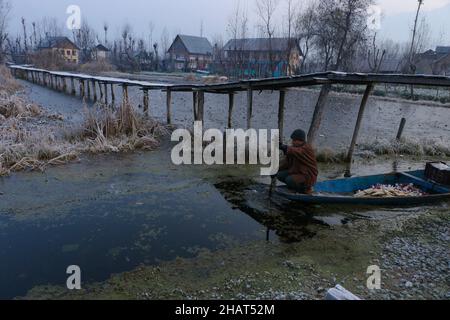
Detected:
left=227, top=0, right=243, bottom=78
left=21, top=17, right=28, bottom=53
left=148, top=21, right=154, bottom=52
left=74, top=21, right=97, bottom=63
left=256, top=0, right=279, bottom=77
left=408, top=0, right=424, bottom=73
left=367, top=32, right=386, bottom=73
left=284, top=0, right=297, bottom=75
left=121, top=24, right=132, bottom=51
left=314, top=0, right=373, bottom=71
left=103, top=23, right=109, bottom=45
left=295, top=3, right=316, bottom=73
left=160, top=27, right=170, bottom=61
left=0, top=0, right=11, bottom=62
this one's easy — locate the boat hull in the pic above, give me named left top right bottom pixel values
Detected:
left=275, top=170, right=450, bottom=206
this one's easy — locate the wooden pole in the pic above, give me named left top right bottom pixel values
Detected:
left=79, top=80, right=84, bottom=98
left=92, top=81, right=97, bottom=102
left=104, top=83, right=108, bottom=105
left=99, top=82, right=104, bottom=102
left=396, top=118, right=407, bottom=141
left=344, top=84, right=374, bottom=178
left=86, top=79, right=91, bottom=100
left=198, top=91, right=205, bottom=122
left=63, top=77, right=68, bottom=93
left=193, top=91, right=198, bottom=120
left=111, top=84, right=115, bottom=106
left=143, top=89, right=149, bottom=115
left=308, top=84, right=331, bottom=146
left=247, top=87, right=253, bottom=129
left=166, top=89, right=172, bottom=124
left=71, top=78, right=76, bottom=95
left=278, top=90, right=286, bottom=143
left=122, top=85, right=129, bottom=104
left=228, top=92, right=235, bottom=128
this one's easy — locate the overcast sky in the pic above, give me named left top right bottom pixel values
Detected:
left=7, top=0, right=450, bottom=47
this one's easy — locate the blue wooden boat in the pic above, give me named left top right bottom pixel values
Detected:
left=276, top=170, right=450, bottom=206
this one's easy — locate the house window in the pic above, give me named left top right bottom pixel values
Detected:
left=67, top=50, right=71, bottom=56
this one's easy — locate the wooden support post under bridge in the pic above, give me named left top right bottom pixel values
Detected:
left=79, top=80, right=84, bottom=99
left=92, top=81, right=97, bottom=102
left=166, top=89, right=172, bottom=124
left=247, top=87, right=253, bottom=129
left=308, top=84, right=331, bottom=146
left=278, top=90, right=286, bottom=143
left=228, top=92, right=235, bottom=129
left=344, top=84, right=374, bottom=178
left=122, top=85, right=129, bottom=105
left=99, top=82, right=104, bottom=102
left=193, top=92, right=198, bottom=121
left=86, top=79, right=91, bottom=100
left=197, top=91, right=205, bottom=122
left=104, top=83, right=108, bottom=105
left=71, top=78, right=76, bottom=95
left=110, top=84, right=115, bottom=106
left=143, top=89, right=149, bottom=115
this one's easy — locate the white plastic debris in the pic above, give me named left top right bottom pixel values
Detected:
left=325, top=285, right=362, bottom=300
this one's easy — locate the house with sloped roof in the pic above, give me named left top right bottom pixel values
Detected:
left=167, top=35, right=214, bottom=72
left=222, top=38, right=303, bottom=77
left=92, top=44, right=110, bottom=61
left=414, top=46, right=450, bottom=75
left=37, top=36, right=80, bottom=64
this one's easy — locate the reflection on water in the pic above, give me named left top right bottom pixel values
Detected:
left=0, top=178, right=264, bottom=299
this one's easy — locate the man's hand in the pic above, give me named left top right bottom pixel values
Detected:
left=279, top=143, right=288, bottom=155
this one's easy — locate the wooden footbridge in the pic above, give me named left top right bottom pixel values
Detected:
left=8, top=64, right=450, bottom=176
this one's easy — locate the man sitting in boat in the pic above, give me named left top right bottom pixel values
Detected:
left=276, top=129, right=318, bottom=194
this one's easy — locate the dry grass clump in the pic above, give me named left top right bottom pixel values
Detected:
left=315, top=147, right=347, bottom=163
left=0, top=92, right=42, bottom=119
left=67, top=102, right=171, bottom=154
left=0, top=101, right=170, bottom=177
left=0, top=123, right=77, bottom=176
left=359, top=138, right=450, bottom=157
left=0, top=65, right=23, bottom=94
